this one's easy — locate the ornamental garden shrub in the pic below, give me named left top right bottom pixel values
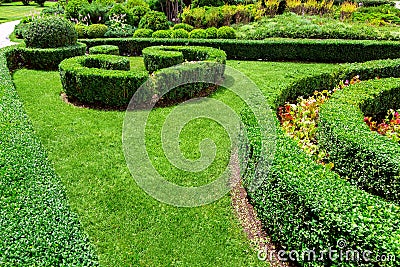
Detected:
left=89, top=45, right=120, bottom=55
left=133, top=28, right=154, bottom=37
left=75, top=24, right=88, bottom=38
left=171, top=29, right=189, bottom=38
left=152, top=30, right=173, bottom=38
left=217, top=26, right=236, bottom=39
left=23, top=17, right=78, bottom=49
left=173, top=23, right=194, bottom=32
left=138, top=11, right=170, bottom=31
left=86, top=24, right=108, bottom=38
left=206, top=27, right=218, bottom=38
left=189, top=29, right=207, bottom=39
left=129, top=5, right=151, bottom=27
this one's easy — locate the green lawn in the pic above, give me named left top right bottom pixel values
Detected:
left=0, top=1, right=55, bottom=23
left=13, top=57, right=339, bottom=266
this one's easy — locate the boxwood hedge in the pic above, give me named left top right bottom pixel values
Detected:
left=319, top=78, right=400, bottom=204
left=239, top=58, right=400, bottom=266
left=80, top=38, right=400, bottom=63
left=89, top=45, right=120, bottom=55
left=60, top=46, right=226, bottom=106
left=0, top=47, right=98, bottom=266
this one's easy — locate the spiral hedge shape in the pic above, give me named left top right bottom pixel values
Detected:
left=59, top=46, right=227, bottom=106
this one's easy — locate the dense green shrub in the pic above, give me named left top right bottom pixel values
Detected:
left=108, top=3, right=134, bottom=26
left=78, top=1, right=109, bottom=24
left=133, top=28, right=153, bottom=37
left=89, top=44, right=120, bottom=55
left=65, top=0, right=87, bottom=20
left=142, top=47, right=183, bottom=73
left=181, top=7, right=206, bottom=28
left=204, top=6, right=223, bottom=27
left=75, top=24, right=88, bottom=38
left=171, top=29, right=189, bottom=38
left=0, top=46, right=98, bottom=267
left=191, top=0, right=225, bottom=7
left=352, top=4, right=400, bottom=25
left=86, top=24, right=108, bottom=38
left=129, top=5, right=151, bottom=27
left=125, top=0, right=149, bottom=9
left=81, top=54, right=130, bottom=69
left=334, top=0, right=395, bottom=6
left=205, top=26, right=218, bottom=38
left=173, top=23, right=194, bottom=32
left=319, top=76, right=400, bottom=204
left=138, top=11, right=170, bottom=31
left=217, top=26, right=236, bottom=39
left=18, top=43, right=87, bottom=70
left=23, top=17, right=78, bottom=48
left=189, top=29, right=207, bottom=38
left=152, top=29, right=173, bottom=38
left=80, top=38, right=400, bottom=63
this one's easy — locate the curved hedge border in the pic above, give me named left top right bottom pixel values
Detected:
left=319, top=78, right=400, bottom=204
left=142, top=45, right=226, bottom=73
left=17, top=43, right=86, bottom=70
left=80, top=37, right=400, bottom=63
left=239, top=59, right=400, bottom=266
left=89, top=45, right=120, bottom=55
left=0, top=47, right=98, bottom=265
left=59, top=46, right=226, bottom=106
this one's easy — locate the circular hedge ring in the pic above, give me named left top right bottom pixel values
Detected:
left=59, top=46, right=227, bottom=107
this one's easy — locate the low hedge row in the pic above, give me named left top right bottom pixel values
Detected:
left=80, top=38, right=400, bottom=63
left=319, top=78, right=400, bottom=204
left=59, top=46, right=226, bottom=106
left=0, top=47, right=98, bottom=265
left=239, top=59, right=400, bottom=266
left=17, top=43, right=86, bottom=70
left=89, top=45, right=120, bottom=55
left=142, top=45, right=226, bottom=73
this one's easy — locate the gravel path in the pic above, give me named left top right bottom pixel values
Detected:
left=0, top=20, right=20, bottom=48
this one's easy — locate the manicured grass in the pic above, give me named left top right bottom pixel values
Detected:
left=0, top=1, right=55, bottom=23
left=13, top=57, right=339, bottom=266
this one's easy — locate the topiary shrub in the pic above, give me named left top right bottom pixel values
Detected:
left=133, top=28, right=154, bottom=38
left=138, top=11, right=170, bottom=31
left=89, top=44, right=120, bottom=55
left=23, top=17, right=78, bottom=48
left=217, top=26, right=236, bottom=39
left=129, top=5, right=151, bottom=27
left=189, top=29, right=207, bottom=39
left=206, top=27, right=218, bottom=39
left=65, top=0, right=87, bottom=20
left=86, top=24, right=108, bottom=38
left=152, top=29, right=173, bottom=38
left=173, top=23, right=194, bottom=32
left=75, top=24, right=88, bottom=38
left=172, top=29, right=189, bottom=39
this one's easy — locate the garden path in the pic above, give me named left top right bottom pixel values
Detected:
left=0, top=20, right=19, bottom=48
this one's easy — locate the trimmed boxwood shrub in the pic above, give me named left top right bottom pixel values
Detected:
left=75, top=24, right=88, bottom=38
left=86, top=24, right=108, bottom=38
left=172, top=29, right=189, bottom=39
left=133, top=28, right=154, bottom=38
left=0, top=46, right=98, bottom=266
left=17, top=42, right=87, bottom=70
left=319, top=77, right=400, bottom=204
left=206, top=27, right=218, bottom=39
left=23, top=17, right=78, bottom=48
left=172, top=23, right=194, bottom=32
left=89, top=45, right=120, bottom=55
left=59, top=46, right=226, bottom=106
left=142, top=45, right=226, bottom=73
left=138, top=11, right=170, bottom=31
left=152, top=29, right=173, bottom=38
left=79, top=38, right=400, bottom=63
left=189, top=29, right=207, bottom=39
left=217, top=26, right=236, bottom=39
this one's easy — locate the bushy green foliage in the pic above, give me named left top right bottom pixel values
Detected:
left=189, top=29, right=207, bottom=38
left=89, top=44, right=120, bottom=55
left=75, top=24, right=88, bottom=38
left=152, top=29, right=173, bottom=38
left=125, top=0, right=149, bottom=9
left=18, top=43, right=87, bottom=70
left=138, top=11, right=170, bottom=31
left=352, top=4, right=400, bottom=25
left=129, top=5, right=151, bottom=27
left=40, top=5, right=65, bottom=16
left=23, top=17, right=78, bottom=48
left=206, top=27, right=218, bottom=38
left=191, top=0, right=225, bottom=7
left=108, top=3, right=134, bottom=26
left=133, top=28, right=153, bottom=37
left=319, top=74, right=400, bottom=204
left=334, top=0, right=395, bottom=6
left=80, top=37, right=400, bottom=63
left=173, top=23, right=194, bottom=32
left=65, top=0, right=87, bottom=20
left=217, top=26, right=236, bottom=39
left=78, top=1, right=110, bottom=24
left=0, top=46, right=98, bottom=267
left=86, top=24, right=108, bottom=38
left=171, top=29, right=189, bottom=38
